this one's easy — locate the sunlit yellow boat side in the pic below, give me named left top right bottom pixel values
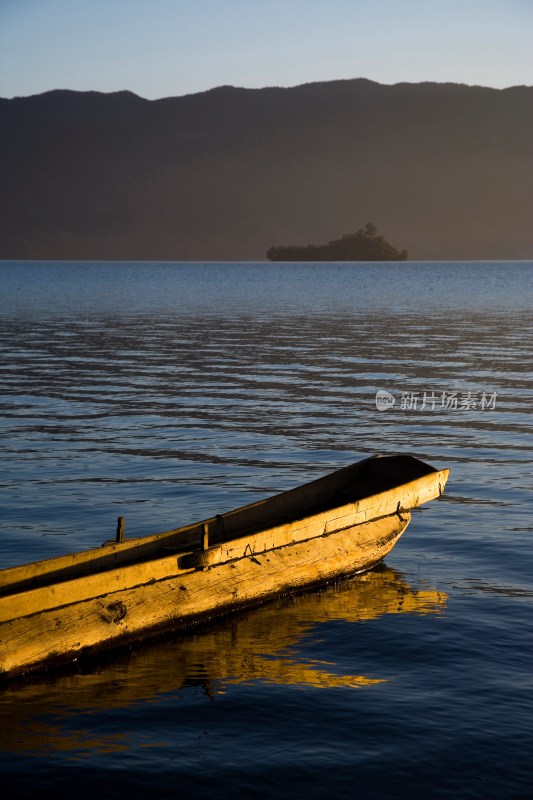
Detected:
left=0, top=455, right=449, bottom=679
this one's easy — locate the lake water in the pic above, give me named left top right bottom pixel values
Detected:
left=0, top=261, right=532, bottom=799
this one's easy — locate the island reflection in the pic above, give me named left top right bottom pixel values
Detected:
left=0, top=566, right=447, bottom=754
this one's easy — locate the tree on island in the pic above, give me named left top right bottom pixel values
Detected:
left=267, top=222, right=408, bottom=261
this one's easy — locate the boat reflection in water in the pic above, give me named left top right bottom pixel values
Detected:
left=0, top=566, right=447, bottom=754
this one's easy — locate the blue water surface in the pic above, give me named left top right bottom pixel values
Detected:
left=0, top=261, right=532, bottom=799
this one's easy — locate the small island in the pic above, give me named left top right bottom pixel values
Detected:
left=267, top=223, right=408, bottom=261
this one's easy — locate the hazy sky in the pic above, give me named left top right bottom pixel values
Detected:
left=0, top=0, right=531, bottom=99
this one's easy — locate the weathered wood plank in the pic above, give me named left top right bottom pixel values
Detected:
left=0, top=467, right=446, bottom=623
left=0, top=466, right=447, bottom=595
left=0, top=494, right=410, bottom=622
left=0, top=513, right=410, bottom=677
left=0, top=525, right=202, bottom=593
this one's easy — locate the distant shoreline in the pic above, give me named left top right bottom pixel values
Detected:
left=1, top=259, right=532, bottom=266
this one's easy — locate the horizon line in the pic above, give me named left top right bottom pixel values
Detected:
left=2, top=75, right=532, bottom=103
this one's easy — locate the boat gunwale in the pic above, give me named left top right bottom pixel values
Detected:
left=0, top=508, right=415, bottom=625
left=0, top=456, right=383, bottom=588
left=0, top=465, right=448, bottom=622
left=0, top=457, right=449, bottom=600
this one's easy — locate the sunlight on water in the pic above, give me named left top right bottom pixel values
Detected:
left=0, top=261, right=532, bottom=799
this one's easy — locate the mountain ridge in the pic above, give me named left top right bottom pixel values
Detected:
left=1, top=78, right=532, bottom=260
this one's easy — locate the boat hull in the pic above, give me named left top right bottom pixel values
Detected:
left=0, top=512, right=409, bottom=678
left=0, top=455, right=449, bottom=679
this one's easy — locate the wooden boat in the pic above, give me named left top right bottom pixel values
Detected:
left=0, top=454, right=449, bottom=679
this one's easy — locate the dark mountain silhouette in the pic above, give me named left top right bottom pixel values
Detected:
left=267, top=222, right=408, bottom=261
left=1, top=79, right=532, bottom=260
